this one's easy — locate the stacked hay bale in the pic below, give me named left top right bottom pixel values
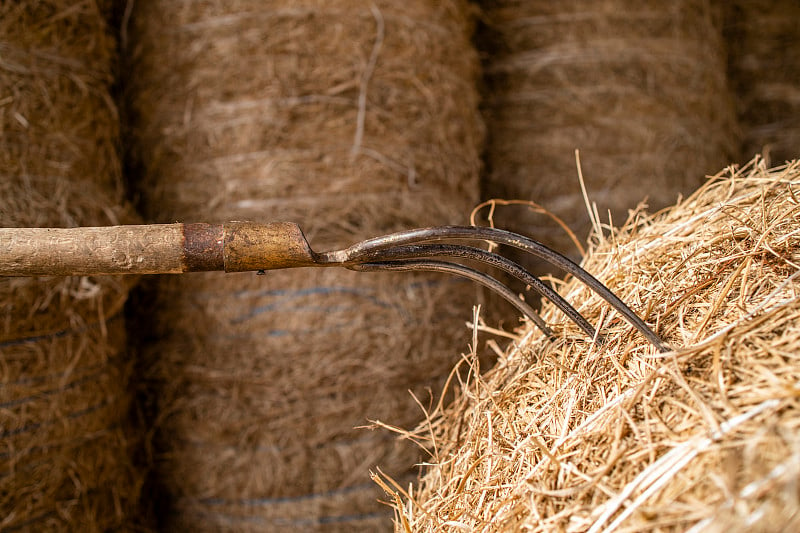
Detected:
left=726, top=0, right=800, bottom=164
left=0, top=2, right=140, bottom=530
left=378, top=159, right=800, bottom=531
left=124, top=0, right=482, bottom=529
left=478, top=0, right=738, bottom=267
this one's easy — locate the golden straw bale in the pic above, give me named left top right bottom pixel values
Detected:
left=0, top=1, right=140, bottom=530
left=124, top=0, right=483, bottom=529
left=379, top=159, right=800, bottom=532
left=478, top=0, right=738, bottom=268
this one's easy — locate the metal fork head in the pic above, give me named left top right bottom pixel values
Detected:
left=316, top=226, right=669, bottom=352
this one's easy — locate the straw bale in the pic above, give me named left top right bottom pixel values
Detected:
left=126, top=0, right=481, bottom=235
left=0, top=1, right=140, bottom=529
left=124, top=0, right=483, bottom=528
left=726, top=0, right=800, bottom=164
left=478, top=0, right=738, bottom=268
left=379, top=159, right=800, bottom=531
left=0, top=320, right=135, bottom=531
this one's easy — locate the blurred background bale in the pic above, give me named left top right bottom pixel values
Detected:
left=0, top=1, right=141, bottom=530
left=123, top=0, right=483, bottom=530
left=476, top=0, right=739, bottom=270
left=726, top=0, right=800, bottom=165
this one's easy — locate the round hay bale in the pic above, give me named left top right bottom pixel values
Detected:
left=124, top=0, right=483, bottom=529
left=477, top=0, right=739, bottom=268
left=726, top=0, right=800, bottom=164
left=377, top=158, right=800, bottom=531
left=0, top=2, right=140, bottom=530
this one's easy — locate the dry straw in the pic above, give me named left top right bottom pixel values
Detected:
left=124, top=0, right=483, bottom=529
left=478, top=0, right=738, bottom=268
left=0, top=1, right=139, bottom=530
left=377, top=158, right=800, bottom=531
left=726, top=0, right=800, bottom=164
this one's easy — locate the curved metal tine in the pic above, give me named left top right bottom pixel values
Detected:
left=348, top=259, right=555, bottom=339
left=352, top=243, right=599, bottom=342
left=337, top=226, right=668, bottom=352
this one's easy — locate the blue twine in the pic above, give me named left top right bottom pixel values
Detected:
left=0, top=399, right=110, bottom=440
left=0, top=313, right=123, bottom=348
left=181, top=483, right=389, bottom=528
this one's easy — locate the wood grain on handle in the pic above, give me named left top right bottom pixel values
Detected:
left=0, top=222, right=318, bottom=277
left=0, top=224, right=189, bottom=276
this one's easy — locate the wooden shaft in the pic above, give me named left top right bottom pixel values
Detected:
left=0, top=222, right=317, bottom=276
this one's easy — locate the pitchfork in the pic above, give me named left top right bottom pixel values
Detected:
left=0, top=222, right=668, bottom=351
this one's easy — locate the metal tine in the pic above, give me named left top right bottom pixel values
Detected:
left=348, top=259, right=556, bottom=339
left=325, top=225, right=668, bottom=352
left=346, top=243, right=599, bottom=341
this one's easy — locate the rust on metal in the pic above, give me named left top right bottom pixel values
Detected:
left=182, top=223, right=224, bottom=272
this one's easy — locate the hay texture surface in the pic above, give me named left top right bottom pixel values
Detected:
left=726, top=0, right=800, bottom=164
left=479, top=0, right=738, bottom=266
left=380, top=159, right=800, bottom=531
left=0, top=1, right=139, bottom=530
left=127, top=0, right=481, bottom=233
left=125, top=1, right=482, bottom=530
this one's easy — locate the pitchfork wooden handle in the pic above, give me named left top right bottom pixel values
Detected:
left=0, top=222, right=317, bottom=276
left=0, top=222, right=668, bottom=350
